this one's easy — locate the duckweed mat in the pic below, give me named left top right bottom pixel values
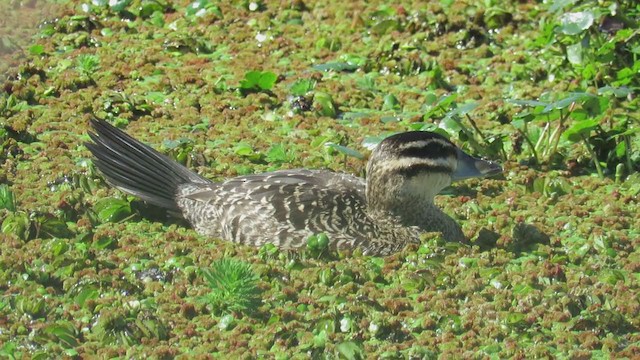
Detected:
left=1, top=0, right=639, bottom=358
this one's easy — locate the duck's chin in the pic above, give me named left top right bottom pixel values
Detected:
left=400, top=172, right=452, bottom=201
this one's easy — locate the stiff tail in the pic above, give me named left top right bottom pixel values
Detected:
left=86, top=118, right=209, bottom=212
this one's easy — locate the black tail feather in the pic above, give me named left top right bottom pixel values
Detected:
left=86, top=118, right=209, bottom=212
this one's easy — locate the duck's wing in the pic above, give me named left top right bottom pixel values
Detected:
left=176, top=169, right=374, bottom=248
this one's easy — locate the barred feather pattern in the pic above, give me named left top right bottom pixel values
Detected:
left=87, top=119, right=498, bottom=256
left=175, top=170, right=422, bottom=255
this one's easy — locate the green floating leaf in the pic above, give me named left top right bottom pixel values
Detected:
left=312, top=62, right=359, bottom=72
left=597, top=86, right=632, bottom=97
left=335, top=341, right=364, bottom=360
left=257, top=71, right=277, bottom=90
left=93, top=197, right=132, bottom=223
left=29, top=44, right=44, bottom=56
left=325, top=143, right=364, bottom=159
left=563, top=118, right=599, bottom=142
left=313, top=91, right=336, bottom=117
left=0, top=184, right=16, bottom=212
left=265, top=144, right=292, bottom=164
left=382, top=93, right=400, bottom=111
left=559, top=11, right=594, bottom=35
left=566, top=42, right=583, bottom=65
left=37, top=216, right=72, bottom=238
left=45, top=322, right=79, bottom=349
left=1, top=212, right=30, bottom=240
left=290, top=79, right=316, bottom=96
left=239, top=70, right=277, bottom=91
left=185, top=0, right=222, bottom=17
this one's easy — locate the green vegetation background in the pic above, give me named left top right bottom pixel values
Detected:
left=0, top=0, right=638, bottom=358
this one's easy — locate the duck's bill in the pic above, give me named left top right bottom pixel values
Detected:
left=451, top=148, right=502, bottom=181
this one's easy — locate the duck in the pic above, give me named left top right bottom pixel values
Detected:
left=86, top=119, right=501, bottom=256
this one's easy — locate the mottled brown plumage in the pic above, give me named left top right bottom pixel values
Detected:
left=86, top=119, right=501, bottom=255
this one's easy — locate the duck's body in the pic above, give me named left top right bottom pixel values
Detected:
left=87, top=119, right=501, bottom=255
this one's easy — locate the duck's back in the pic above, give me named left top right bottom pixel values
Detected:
left=177, top=169, right=407, bottom=252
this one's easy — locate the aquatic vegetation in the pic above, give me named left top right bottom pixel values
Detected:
left=238, top=70, right=278, bottom=93
left=200, top=258, right=262, bottom=315
left=0, top=0, right=638, bottom=357
left=0, top=184, right=16, bottom=212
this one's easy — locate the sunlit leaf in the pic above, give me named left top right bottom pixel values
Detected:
left=559, top=11, right=594, bottom=35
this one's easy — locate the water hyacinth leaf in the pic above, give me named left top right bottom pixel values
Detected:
left=335, top=341, right=364, bottom=360
left=29, top=44, right=44, bottom=56
left=257, top=71, right=277, bottom=90
left=265, top=144, right=291, bottom=163
left=1, top=212, right=30, bottom=240
left=93, top=198, right=132, bottom=223
left=597, top=86, right=632, bottom=97
left=93, top=235, right=117, bottom=250
left=382, top=93, right=400, bottom=111
left=566, top=42, right=583, bottom=65
left=290, top=79, right=316, bottom=96
left=563, top=118, right=599, bottom=142
left=372, top=19, right=399, bottom=35
left=559, top=11, right=594, bottom=35
left=44, top=322, right=79, bottom=348
left=239, top=71, right=261, bottom=89
left=185, top=0, right=222, bottom=17
left=109, top=0, right=131, bottom=12
left=312, top=62, right=359, bottom=72
left=313, top=91, right=336, bottom=117
left=38, top=216, right=72, bottom=238
left=544, top=92, right=595, bottom=112
left=239, top=70, right=277, bottom=91
left=325, top=143, right=364, bottom=159
left=507, top=98, right=548, bottom=108
left=75, top=286, right=99, bottom=307
left=361, top=135, right=385, bottom=150
left=0, top=184, right=16, bottom=212
left=233, top=142, right=254, bottom=156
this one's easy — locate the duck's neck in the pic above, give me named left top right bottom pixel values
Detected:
left=366, top=173, right=465, bottom=242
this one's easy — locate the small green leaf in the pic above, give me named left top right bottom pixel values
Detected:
left=45, top=322, right=78, bottom=348
left=93, top=235, right=117, bottom=250
left=313, top=91, right=336, bottom=117
left=325, top=143, right=364, bottom=159
left=239, top=70, right=277, bottom=91
left=563, top=118, right=599, bottom=142
left=566, top=42, right=583, bottom=65
left=336, top=341, right=364, bottom=360
left=257, top=71, right=277, bottom=90
left=233, top=142, right=255, bottom=156
left=290, top=79, right=316, bottom=96
left=93, top=198, right=132, bottom=223
left=382, top=93, right=400, bottom=111
left=29, top=44, right=44, bottom=56
left=559, top=11, right=594, bottom=35
left=1, top=212, right=30, bottom=240
left=0, top=184, right=17, bottom=212
left=265, top=144, right=291, bottom=163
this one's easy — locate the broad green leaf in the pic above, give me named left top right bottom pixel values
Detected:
left=257, top=71, right=277, bottom=90
left=559, top=11, right=594, bottom=35
left=563, top=118, right=599, bottom=142
left=325, top=143, right=364, bottom=159
left=0, top=184, right=16, bottom=212
left=566, top=42, right=583, bottom=65
left=313, top=91, right=336, bottom=117
left=93, top=198, right=132, bottom=223
left=335, top=341, right=364, bottom=360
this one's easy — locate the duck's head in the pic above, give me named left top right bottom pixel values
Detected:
left=365, top=131, right=502, bottom=211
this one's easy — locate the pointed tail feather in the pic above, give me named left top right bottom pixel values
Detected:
left=86, top=118, right=209, bottom=212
